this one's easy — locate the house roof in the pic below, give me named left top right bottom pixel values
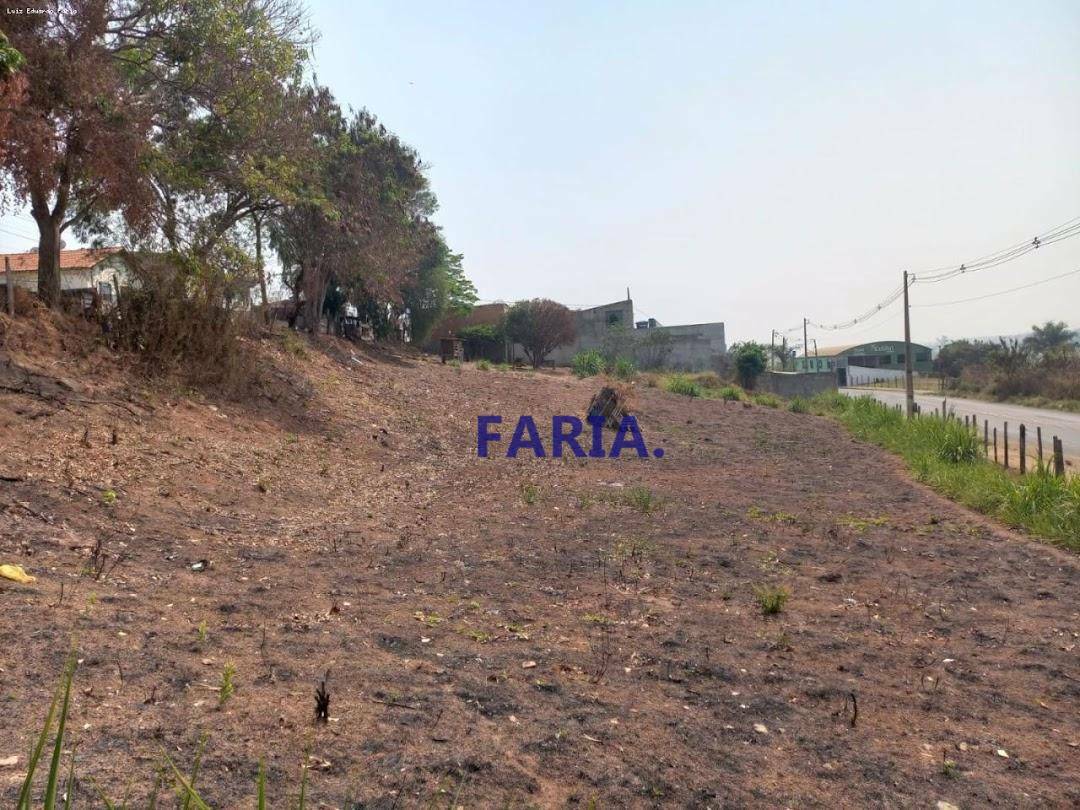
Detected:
left=1, top=247, right=121, bottom=273
left=810, top=341, right=931, bottom=357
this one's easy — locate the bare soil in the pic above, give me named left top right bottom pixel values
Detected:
left=1, top=312, right=1078, bottom=808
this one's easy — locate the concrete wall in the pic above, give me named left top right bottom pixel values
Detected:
left=758, top=371, right=836, bottom=398
left=543, top=299, right=726, bottom=371
left=547, top=300, right=634, bottom=365
left=654, top=322, right=727, bottom=372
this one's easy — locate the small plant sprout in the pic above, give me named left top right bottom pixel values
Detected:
left=521, top=483, right=540, bottom=505
left=218, top=663, right=236, bottom=706
left=754, top=584, right=790, bottom=615
left=315, top=670, right=330, bottom=723
left=102, top=489, right=117, bottom=505
left=196, top=620, right=208, bottom=645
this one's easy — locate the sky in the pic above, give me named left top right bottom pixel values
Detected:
left=4, top=0, right=1079, bottom=348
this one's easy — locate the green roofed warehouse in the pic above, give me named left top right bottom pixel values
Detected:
left=793, top=340, right=933, bottom=386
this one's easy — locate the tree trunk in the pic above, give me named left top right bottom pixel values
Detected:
left=35, top=216, right=63, bottom=309
left=254, top=215, right=269, bottom=323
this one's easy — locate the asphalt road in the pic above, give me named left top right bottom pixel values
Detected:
left=841, top=387, right=1080, bottom=467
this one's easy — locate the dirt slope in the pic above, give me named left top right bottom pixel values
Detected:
left=1, top=314, right=1078, bottom=808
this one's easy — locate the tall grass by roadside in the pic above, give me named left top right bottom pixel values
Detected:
left=813, top=394, right=1080, bottom=549
left=19, top=653, right=304, bottom=809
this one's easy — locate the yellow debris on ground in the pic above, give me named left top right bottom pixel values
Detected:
left=0, top=564, right=36, bottom=584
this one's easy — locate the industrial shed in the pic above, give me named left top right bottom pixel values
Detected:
left=793, top=340, right=933, bottom=385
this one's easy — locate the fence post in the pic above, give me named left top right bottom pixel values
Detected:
left=1004, top=422, right=1009, bottom=469
left=1037, top=426, right=1043, bottom=469
left=994, top=427, right=998, bottom=464
left=984, top=420, right=989, bottom=456
left=1053, top=437, right=1065, bottom=477
left=1019, top=424, right=1026, bottom=475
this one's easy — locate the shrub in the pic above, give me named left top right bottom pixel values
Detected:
left=754, top=585, right=789, bottom=615
left=730, top=341, right=768, bottom=390
left=104, top=252, right=259, bottom=396
left=690, top=371, right=723, bottom=389
left=665, top=375, right=702, bottom=397
left=476, top=359, right=492, bottom=371
left=718, top=385, right=743, bottom=401
left=751, top=392, right=781, bottom=408
left=612, top=357, right=636, bottom=381
left=788, top=396, right=808, bottom=413
left=572, top=349, right=606, bottom=378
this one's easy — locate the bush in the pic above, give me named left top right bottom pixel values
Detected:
left=572, top=349, right=605, bottom=378
left=751, top=392, right=781, bottom=408
left=476, top=359, right=491, bottom=371
left=104, top=253, right=259, bottom=396
left=665, top=375, right=702, bottom=397
left=730, top=341, right=768, bottom=390
left=612, top=357, right=636, bottom=381
left=718, top=385, right=743, bottom=401
left=754, top=585, right=789, bottom=615
left=788, top=396, right=808, bottom=413
left=689, top=371, right=723, bottom=389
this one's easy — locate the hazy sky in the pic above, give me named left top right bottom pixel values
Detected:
left=4, top=1, right=1078, bottom=347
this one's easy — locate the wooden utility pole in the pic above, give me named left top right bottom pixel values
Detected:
left=902, top=270, right=915, bottom=418
left=770, top=329, right=776, bottom=371
left=802, top=318, right=809, bottom=370
left=4, top=255, right=12, bottom=317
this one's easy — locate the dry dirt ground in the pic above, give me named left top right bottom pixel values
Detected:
left=1, top=312, right=1078, bottom=808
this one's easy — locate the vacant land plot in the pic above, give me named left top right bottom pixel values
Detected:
left=1, top=324, right=1078, bottom=807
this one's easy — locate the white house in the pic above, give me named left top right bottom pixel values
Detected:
left=0, top=247, right=127, bottom=307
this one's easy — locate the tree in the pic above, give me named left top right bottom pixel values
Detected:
left=730, top=341, right=768, bottom=389
left=271, top=100, right=440, bottom=335
left=403, top=238, right=474, bottom=346
left=934, top=339, right=994, bottom=378
left=1, top=0, right=312, bottom=308
left=1, top=1, right=154, bottom=306
left=504, top=299, right=576, bottom=368
left=1024, top=321, right=1076, bottom=363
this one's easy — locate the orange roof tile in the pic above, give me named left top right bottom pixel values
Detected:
left=0, top=247, right=121, bottom=273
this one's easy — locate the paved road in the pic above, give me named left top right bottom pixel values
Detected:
left=841, top=387, right=1080, bottom=467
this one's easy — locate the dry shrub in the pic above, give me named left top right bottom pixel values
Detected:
left=689, top=371, right=723, bottom=389
left=105, top=253, right=261, bottom=396
left=587, top=383, right=636, bottom=429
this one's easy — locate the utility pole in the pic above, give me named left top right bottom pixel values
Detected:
left=802, top=317, right=809, bottom=371
left=5, top=255, right=12, bottom=317
left=902, top=270, right=914, bottom=418
left=770, top=329, right=776, bottom=370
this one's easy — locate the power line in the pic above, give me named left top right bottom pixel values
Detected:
left=911, top=267, right=1080, bottom=307
left=0, top=225, right=38, bottom=241
left=803, top=215, right=1080, bottom=330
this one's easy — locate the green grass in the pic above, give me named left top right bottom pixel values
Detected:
left=475, top=359, right=491, bottom=371
left=572, top=350, right=605, bottom=378
left=750, top=392, right=782, bottom=408
left=611, top=357, right=636, bottom=381
left=718, top=385, right=744, bottom=401
left=624, top=485, right=661, bottom=514
left=788, top=396, right=808, bottom=413
left=21, top=653, right=304, bottom=808
left=814, top=393, right=1080, bottom=549
left=754, top=584, right=790, bottom=615
left=664, top=375, right=702, bottom=398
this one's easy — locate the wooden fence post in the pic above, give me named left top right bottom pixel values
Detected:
left=1019, top=424, right=1026, bottom=475
left=1037, top=427, right=1043, bottom=469
left=994, top=427, right=998, bottom=464
left=1004, top=422, right=1009, bottom=469
left=1053, top=437, right=1065, bottom=477
left=4, top=255, right=12, bottom=317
